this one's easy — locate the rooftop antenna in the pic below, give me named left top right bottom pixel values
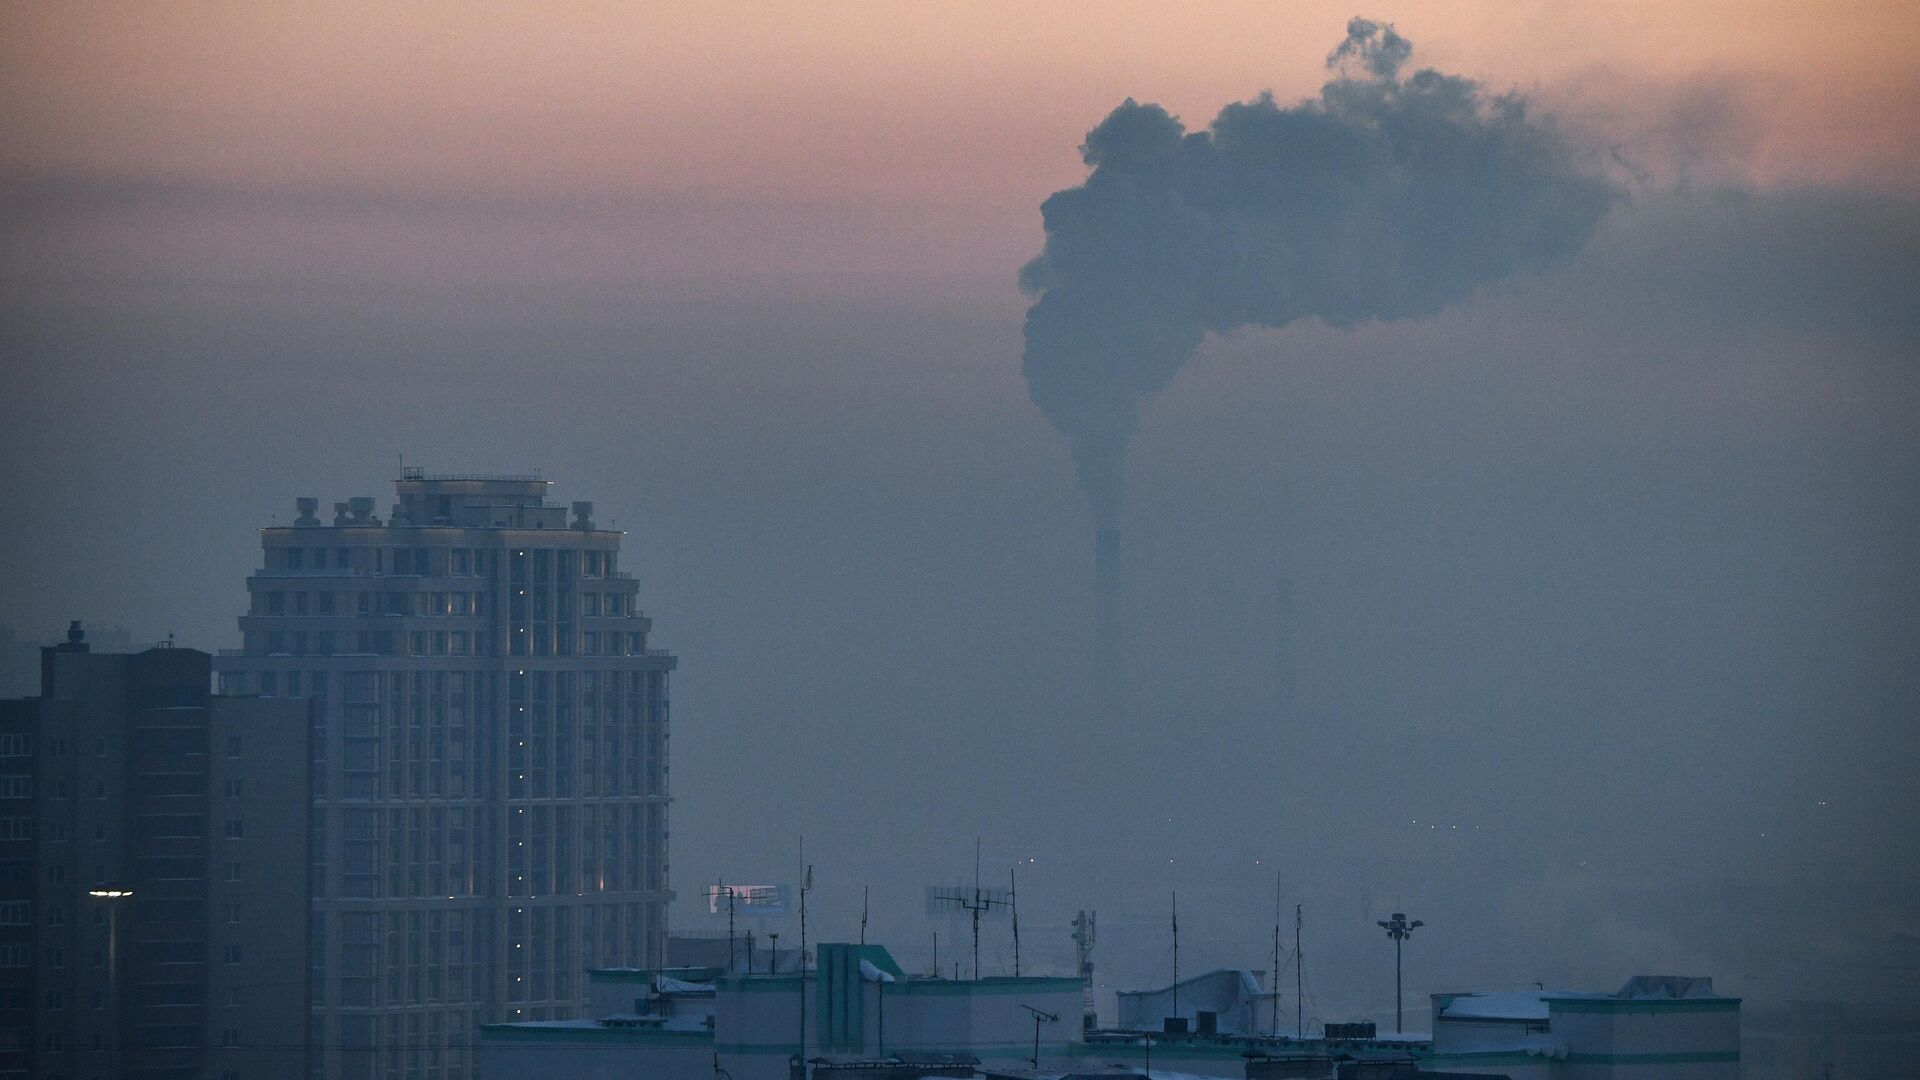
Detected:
left=1376, top=911, right=1424, bottom=1034
left=1071, top=910, right=1097, bottom=1026
left=928, top=839, right=1011, bottom=979
left=1010, top=866, right=1021, bottom=977
left=1295, top=904, right=1303, bottom=1039
left=860, top=886, right=869, bottom=946
left=724, top=880, right=738, bottom=974
left=797, top=847, right=813, bottom=1068
left=1171, top=892, right=1180, bottom=1024
left=1021, top=1004, right=1059, bottom=1067
left=1271, top=872, right=1281, bottom=1037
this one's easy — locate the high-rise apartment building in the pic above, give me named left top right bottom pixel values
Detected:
left=2, top=628, right=311, bottom=1080
left=213, top=473, right=675, bottom=1080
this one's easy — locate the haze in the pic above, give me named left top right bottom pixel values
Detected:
left=3, top=0, right=1917, bottom=1023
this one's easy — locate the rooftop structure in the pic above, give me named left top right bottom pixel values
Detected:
left=1425, top=976, right=1741, bottom=1078
left=480, top=942, right=1087, bottom=1080
left=1115, top=970, right=1281, bottom=1037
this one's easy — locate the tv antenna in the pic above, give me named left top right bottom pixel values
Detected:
left=926, top=840, right=1011, bottom=979
left=1020, top=1005, right=1059, bottom=1067
left=1071, top=910, right=1097, bottom=1024
left=861, top=885, right=869, bottom=945
left=1295, top=904, right=1303, bottom=1038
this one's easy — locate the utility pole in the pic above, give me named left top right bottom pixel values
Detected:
left=1376, top=911, right=1424, bottom=1034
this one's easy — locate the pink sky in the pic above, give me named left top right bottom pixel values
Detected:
left=5, top=1, right=1917, bottom=207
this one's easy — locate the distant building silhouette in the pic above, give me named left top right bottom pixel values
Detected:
left=2, top=625, right=311, bottom=1080
left=213, top=474, right=675, bottom=1080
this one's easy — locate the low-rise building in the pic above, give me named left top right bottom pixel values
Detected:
left=1423, top=976, right=1740, bottom=1078
left=480, top=942, right=1087, bottom=1080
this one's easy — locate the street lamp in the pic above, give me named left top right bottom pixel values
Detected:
left=1375, top=912, right=1423, bottom=1034
left=89, top=888, right=134, bottom=1080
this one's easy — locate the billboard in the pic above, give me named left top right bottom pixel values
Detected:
left=707, top=883, right=791, bottom=915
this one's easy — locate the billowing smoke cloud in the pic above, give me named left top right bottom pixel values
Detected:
left=1020, top=18, right=1618, bottom=556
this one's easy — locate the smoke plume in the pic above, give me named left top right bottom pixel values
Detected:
left=1020, top=18, right=1617, bottom=550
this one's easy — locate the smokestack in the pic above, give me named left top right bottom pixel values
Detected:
left=1019, top=18, right=1612, bottom=554
left=1095, top=527, right=1121, bottom=595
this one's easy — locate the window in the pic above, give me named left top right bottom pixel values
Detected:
left=318, top=591, right=336, bottom=615
left=223, top=861, right=241, bottom=881
left=258, top=671, right=277, bottom=695
left=0, top=775, right=28, bottom=798
left=0, top=734, right=28, bottom=756
left=266, top=591, right=285, bottom=614
left=225, top=904, right=241, bottom=923
left=222, top=944, right=243, bottom=964
left=582, top=632, right=598, bottom=655
left=0, top=818, right=33, bottom=841
left=45, top=988, right=65, bottom=1009
left=226, top=736, right=242, bottom=757
left=225, top=779, right=243, bottom=798
left=336, top=547, right=352, bottom=568
left=0, top=944, right=29, bottom=967
left=294, top=591, right=309, bottom=616
left=221, top=1027, right=240, bottom=1046
left=582, top=593, right=599, bottom=616
left=0, top=900, right=27, bottom=924
left=224, top=820, right=244, bottom=839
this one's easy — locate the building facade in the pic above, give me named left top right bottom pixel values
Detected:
left=213, top=474, right=675, bottom=1080
left=479, top=944, right=1089, bottom=1080
left=3, top=629, right=311, bottom=1080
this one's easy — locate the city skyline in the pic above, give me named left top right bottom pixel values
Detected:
left=3, top=3, right=1917, bottom=1070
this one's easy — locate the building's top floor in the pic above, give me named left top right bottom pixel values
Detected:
left=282, top=472, right=610, bottom=533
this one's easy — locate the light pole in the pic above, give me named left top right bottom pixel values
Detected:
left=1375, top=912, right=1423, bottom=1034
left=89, top=888, right=134, bottom=1080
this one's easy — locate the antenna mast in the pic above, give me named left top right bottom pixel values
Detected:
left=1171, top=892, right=1179, bottom=1023
left=926, top=841, right=1011, bottom=980
left=1072, top=910, right=1098, bottom=1026
left=1295, top=904, right=1303, bottom=1038
left=799, top=855, right=813, bottom=1065
left=725, top=880, right=737, bottom=974
left=861, top=886, right=869, bottom=946
left=1272, top=873, right=1281, bottom=1038
left=1010, top=866, right=1021, bottom=977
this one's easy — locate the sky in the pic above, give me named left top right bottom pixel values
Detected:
left=2, top=1, right=1918, bottom=1023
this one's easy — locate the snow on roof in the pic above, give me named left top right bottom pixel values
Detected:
left=1441, top=992, right=1552, bottom=1021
